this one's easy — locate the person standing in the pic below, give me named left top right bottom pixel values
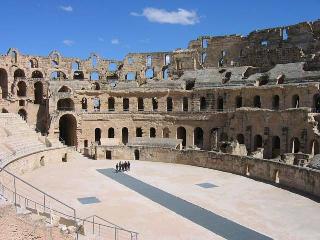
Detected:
left=116, top=163, right=118, bottom=172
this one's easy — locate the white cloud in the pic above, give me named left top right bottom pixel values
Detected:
left=130, top=8, right=199, bottom=25
left=60, top=5, right=73, bottom=12
left=98, top=37, right=105, bottom=42
left=63, top=40, right=74, bottom=46
left=111, top=38, right=120, bottom=45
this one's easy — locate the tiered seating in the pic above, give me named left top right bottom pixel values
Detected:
left=0, top=113, right=48, bottom=166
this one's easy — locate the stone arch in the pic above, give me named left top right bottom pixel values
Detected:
left=14, top=69, right=25, bottom=79
left=167, top=97, right=173, bottom=112
left=123, top=98, right=129, bottom=111
left=237, top=134, right=245, bottom=144
left=200, top=97, right=207, bottom=111
left=51, top=71, right=66, bottom=80
left=290, top=137, right=300, bottom=153
left=34, top=81, right=43, bottom=104
left=17, top=81, right=27, bottom=97
left=57, top=98, right=74, bottom=111
left=95, top=128, right=101, bottom=145
left=58, top=85, right=71, bottom=93
left=0, top=68, right=8, bottom=98
left=108, top=128, right=115, bottom=138
left=73, top=71, right=84, bottom=80
left=59, top=114, right=77, bottom=146
left=292, top=94, right=299, bottom=108
left=32, top=70, right=43, bottom=78
left=108, top=97, right=115, bottom=111
left=163, top=127, right=170, bottom=138
left=194, top=127, right=204, bottom=148
left=29, top=58, right=38, bottom=68
left=177, top=127, right=186, bottom=148
left=253, top=134, right=263, bottom=151
left=183, top=97, right=188, bottom=112
left=150, top=127, right=156, bottom=138
left=122, top=127, right=129, bottom=145
left=134, top=149, right=140, bottom=160
left=272, top=136, right=281, bottom=158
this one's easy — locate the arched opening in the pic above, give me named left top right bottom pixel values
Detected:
left=18, top=109, right=27, bottom=121
left=200, top=97, right=207, bottom=111
left=194, top=127, right=204, bottom=149
left=10, top=51, right=17, bottom=63
left=237, top=134, right=245, bottom=144
left=163, top=127, right=170, bottom=138
left=272, top=136, right=281, bottom=158
left=177, top=127, right=186, bottom=148
left=17, top=81, right=27, bottom=97
left=31, top=70, right=43, bottom=78
left=152, top=97, right=158, bottom=111
left=95, top=128, right=101, bottom=145
left=163, top=68, right=169, bottom=80
left=183, top=97, right=188, bottom=112
left=29, top=58, right=38, bottom=68
left=72, top=62, right=79, bottom=71
left=134, top=149, right=140, bottom=160
left=235, top=96, right=242, bottom=108
left=217, top=97, right=224, bottom=111
left=90, top=72, right=99, bottom=81
left=136, top=128, right=143, bottom=137
left=291, top=137, right=300, bottom=153
left=2, top=108, right=8, bottom=113
left=126, top=72, right=136, bottom=81
left=314, top=94, right=320, bottom=112
left=81, top=97, right=87, bottom=110
left=146, top=56, right=152, bottom=66
left=57, top=98, right=74, bottom=111
left=93, top=82, right=100, bottom=90
left=59, top=114, right=77, bottom=146
left=108, top=63, right=117, bottom=72
left=272, top=95, right=280, bottom=110
left=14, top=69, right=25, bottom=79
left=51, top=71, right=66, bottom=80
left=253, top=135, right=263, bottom=151
left=310, top=140, right=320, bottom=155
left=167, top=97, right=173, bottom=112
left=253, top=95, right=261, bottom=108
left=0, top=69, right=8, bottom=98
left=108, top=97, right=115, bottom=111
left=150, top=128, right=156, bottom=138
left=123, top=98, right=129, bottom=111
left=34, top=82, right=43, bottom=104
left=122, top=127, right=128, bottom=145
left=292, top=95, right=299, bottom=108
left=73, top=71, right=84, bottom=80
left=145, top=68, right=154, bottom=79
left=93, top=97, right=100, bottom=111
left=108, top=128, right=115, bottom=138
left=91, top=55, right=98, bottom=67
left=58, top=86, right=71, bottom=93
left=138, top=97, right=144, bottom=111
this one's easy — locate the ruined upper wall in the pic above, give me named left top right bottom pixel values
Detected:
left=0, top=19, right=319, bottom=83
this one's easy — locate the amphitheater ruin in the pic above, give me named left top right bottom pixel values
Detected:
left=1, top=19, right=320, bottom=239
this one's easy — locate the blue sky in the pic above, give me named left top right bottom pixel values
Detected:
left=0, top=0, right=319, bottom=60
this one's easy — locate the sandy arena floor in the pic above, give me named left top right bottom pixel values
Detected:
left=17, top=159, right=320, bottom=240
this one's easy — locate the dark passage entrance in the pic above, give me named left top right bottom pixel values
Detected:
left=59, top=114, right=77, bottom=146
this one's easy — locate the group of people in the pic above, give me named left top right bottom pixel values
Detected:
left=116, top=161, right=130, bottom=172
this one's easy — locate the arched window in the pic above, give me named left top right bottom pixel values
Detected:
left=152, top=97, right=158, bottom=111
left=81, top=97, right=87, bottom=110
left=217, top=97, right=224, bottom=111
left=272, top=95, right=280, bottom=110
left=57, top=98, right=74, bottom=111
left=167, top=97, right=173, bottom=112
left=108, top=128, right=115, bottom=138
left=0, top=69, right=8, bottom=99
left=108, top=97, right=115, bottom=111
left=145, top=68, right=154, bottom=79
left=122, top=127, right=129, bottom=145
left=32, top=70, right=43, bottom=78
left=72, top=62, right=80, bottom=71
left=73, top=71, right=84, bottom=80
left=29, top=58, right=38, bottom=68
left=146, top=56, right=152, bottom=66
left=253, top=135, right=263, bottom=151
left=58, top=86, right=71, bottom=93
left=14, top=69, right=25, bottom=79
left=150, top=128, right=156, bottom=138
left=136, top=127, right=143, bottom=137
left=235, top=96, right=242, bottom=108
left=138, top=97, right=144, bottom=111
left=177, top=127, right=186, bottom=148
left=291, top=137, right=300, bottom=153
left=92, top=55, right=98, bottom=68
left=292, top=95, right=299, bottom=108
left=93, top=97, right=100, bottom=111
left=90, top=72, right=99, bottom=81
left=163, top=127, right=170, bottom=138
left=163, top=68, right=169, bottom=80
left=200, top=97, right=206, bottom=111
left=165, top=55, right=171, bottom=65
left=183, top=97, right=188, bottom=112
left=51, top=71, right=66, bottom=80
left=123, top=98, right=129, bottom=111
left=253, top=96, right=261, bottom=108
left=194, top=127, right=204, bottom=148
left=95, top=128, right=101, bottom=145
left=237, top=134, right=245, bottom=144
left=17, top=81, right=27, bottom=97
left=108, top=63, right=117, bottom=72
left=126, top=72, right=136, bottom=81
left=272, top=136, right=281, bottom=158
left=34, top=82, right=43, bottom=104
